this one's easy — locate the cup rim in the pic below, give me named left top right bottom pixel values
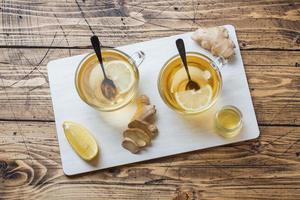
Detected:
left=74, top=48, right=139, bottom=112
left=157, top=51, right=223, bottom=114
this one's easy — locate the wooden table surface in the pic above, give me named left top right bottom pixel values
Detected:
left=0, top=0, right=299, bottom=199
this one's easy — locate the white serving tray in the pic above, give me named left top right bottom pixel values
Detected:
left=47, top=25, right=259, bottom=176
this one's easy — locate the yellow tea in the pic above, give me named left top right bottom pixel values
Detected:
left=75, top=49, right=139, bottom=111
left=158, top=52, right=222, bottom=114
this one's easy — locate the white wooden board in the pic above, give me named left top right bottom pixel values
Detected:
left=47, top=25, right=260, bottom=175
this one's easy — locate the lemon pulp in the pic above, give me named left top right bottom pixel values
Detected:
left=105, top=60, right=135, bottom=94
left=175, top=85, right=213, bottom=111
left=62, top=121, right=99, bottom=161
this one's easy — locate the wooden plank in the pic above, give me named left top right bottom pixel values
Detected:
left=1, top=121, right=300, bottom=199
left=0, top=48, right=299, bottom=125
left=0, top=0, right=299, bottom=49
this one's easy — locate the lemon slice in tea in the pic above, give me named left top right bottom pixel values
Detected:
left=62, top=121, right=99, bottom=161
left=105, top=60, right=135, bottom=94
left=175, top=85, right=213, bottom=111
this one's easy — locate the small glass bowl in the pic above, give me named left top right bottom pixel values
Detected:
left=215, top=105, right=243, bottom=138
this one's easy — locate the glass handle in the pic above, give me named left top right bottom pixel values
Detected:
left=131, top=50, right=145, bottom=67
left=216, top=56, right=227, bottom=69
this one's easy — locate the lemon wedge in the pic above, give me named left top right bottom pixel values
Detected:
left=62, top=121, right=99, bottom=161
left=105, top=60, right=135, bottom=94
left=175, top=85, right=213, bottom=111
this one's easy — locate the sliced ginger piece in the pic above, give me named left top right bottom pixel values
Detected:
left=148, top=124, right=158, bottom=135
left=128, top=120, right=158, bottom=138
left=136, top=105, right=156, bottom=123
left=123, top=128, right=151, bottom=147
left=192, top=26, right=235, bottom=59
left=122, top=137, right=140, bottom=154
left=122, top=95, right=158, bottom=154
left=132, top=95, right=156, bottom=123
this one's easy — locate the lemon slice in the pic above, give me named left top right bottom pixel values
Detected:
left=62, top=121, right=99, bottom=161
left=105, top=60, right=135, bottom=94
left=175, top=85, right=213, bottom=111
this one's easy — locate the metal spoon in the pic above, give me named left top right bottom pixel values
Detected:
left=175, top=39, right=200, bottom=91
left=90, top=35, right=117, bottom=100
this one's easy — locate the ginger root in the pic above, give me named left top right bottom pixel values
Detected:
left=123, top=128, right=151, bottom=147
left=131, top=95, right=156, bottom=123
left=122, top=138, right=140, bottom=154
left=128, top=120, right=158, bottom=138
left=192, top=26, right=235, bottom=59
left=122, top=95, right=158, bottom=154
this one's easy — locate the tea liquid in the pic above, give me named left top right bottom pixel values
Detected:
left=158, top=53, right=222, bottom=113
left=76, top=50, right=139, bottom=111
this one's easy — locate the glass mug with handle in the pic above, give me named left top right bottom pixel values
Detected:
left=157, top=52, right=223, bottom=114
left=75, top=48, right=145, bottom=111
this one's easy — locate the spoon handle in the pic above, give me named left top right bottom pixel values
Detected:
left=176, top=39, right=191, bottom=81
left=90, top=35, right=107, bottom=79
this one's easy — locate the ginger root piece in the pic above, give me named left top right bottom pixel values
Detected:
left=192, top=26, right=235, bottom=59
left=148, top=124, right=158, bottom=135
left=128, top=120, right=158, bottom=138
left=122, top=138, right=140, bottom=154
left=122, top=95, right=158, bottom=154
left=123, top=128, right=151, bottom=147
left=132, top=95, right=156, bottom=123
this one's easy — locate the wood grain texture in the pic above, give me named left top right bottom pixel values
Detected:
left=0, top=0, right=299, bottom=49
left=0, top=0, right=300, bottom=199
left=1, top=122, right=300, bottom=199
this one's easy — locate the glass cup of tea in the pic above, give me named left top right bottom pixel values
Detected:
left=157, top=52, right=223, bottom=114
left=75, top=49, right=145, bottom=111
